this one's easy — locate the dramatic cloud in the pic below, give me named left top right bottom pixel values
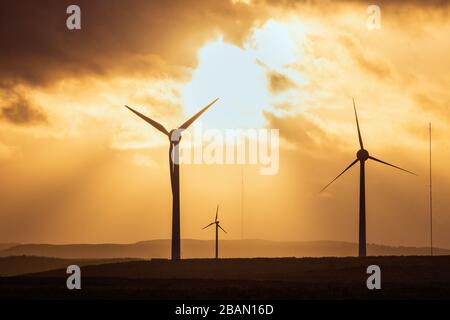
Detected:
left=1, top=0, right=449, bottom=248
left=0, top=0, right=266, bottom=88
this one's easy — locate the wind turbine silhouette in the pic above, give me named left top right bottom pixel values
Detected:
left=125, top=98, right=219, bottom=260
left=320, top=98, right=417, bottom=257
left=202, top=204, right=227, bottom=259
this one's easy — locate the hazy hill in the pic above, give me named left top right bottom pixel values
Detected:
left=0, top=239, right=448, bottom=259
left=0, top=243, right=19, bottom=251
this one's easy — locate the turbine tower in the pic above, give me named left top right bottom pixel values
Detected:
left=320, top=98, right=416, bottom=257
left=125, top=98, right=219, bottom=260
left=202, top=204, right=227, bottom=259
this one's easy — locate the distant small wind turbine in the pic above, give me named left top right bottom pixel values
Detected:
left=320, top=98, right=417, bottom=257
left=125, top=98, right=219, bottom=261
left=202, top=204, right=227, bottom=259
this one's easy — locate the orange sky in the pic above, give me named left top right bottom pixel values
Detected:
left=0, top=0, right=449, bottom=248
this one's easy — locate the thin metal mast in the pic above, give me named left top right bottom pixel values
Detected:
left=429, top=123, right=433, bottom=256
left=241, top=167, right=244, bottom=240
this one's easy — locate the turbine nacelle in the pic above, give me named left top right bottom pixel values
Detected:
left=357, top=149, right=369, bottom=161
left=169, top=129, right=183, bottom=144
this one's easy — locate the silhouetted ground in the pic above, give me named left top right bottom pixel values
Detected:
left=0, top=256, right=138, bottom=276
left=1, top=256, right=449, bottom=299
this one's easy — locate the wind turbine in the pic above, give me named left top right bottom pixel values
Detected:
left=202, top=204, right=227, bottom=259
left=320, top=98, right=416, bottom=257
left=124, top=98, right=219, bottom=261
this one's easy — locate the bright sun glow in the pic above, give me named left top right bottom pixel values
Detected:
left=181, top=20, right=302, bottom=131
left=182, top=38, right=269, bottom=130
left=248, top=19, right=298, bottom=69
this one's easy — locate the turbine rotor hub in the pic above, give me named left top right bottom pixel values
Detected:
left=169, top=129, right=183, bottom=144
left=357, top=149, right=369, bottom=161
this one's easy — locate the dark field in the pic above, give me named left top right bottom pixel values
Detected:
left=1, top=256, right=449, bottom=299
left=0, top=256, right=138, bottom=277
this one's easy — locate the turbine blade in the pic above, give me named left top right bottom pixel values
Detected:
left=320, top=159, right=358, bottom=193
left=218, top=225, right=227, bottom=233
left=178, top=98, right=219, bottom=130
left=369, top=156, right=417, bottom=176
left=215, top=204, right=219, bottom=222
left=353, top=98, right=364, bottom=149
left=202, top=222, right=215, bottom=230
left=124, top=105, right=169, bottom=136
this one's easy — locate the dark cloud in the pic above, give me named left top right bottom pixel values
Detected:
left=1, top=0, right=447, bottom=89
left=0, top=0, right=266, bottom=88
left=339, top=34, right=393, bottom=79
left=414, top=93, right=450, bottom=121
left=267, top=72, right=296, bottom=93
left=0, top=93, right=47, bottom=125
left=264, top=110, right=336, bottom=150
